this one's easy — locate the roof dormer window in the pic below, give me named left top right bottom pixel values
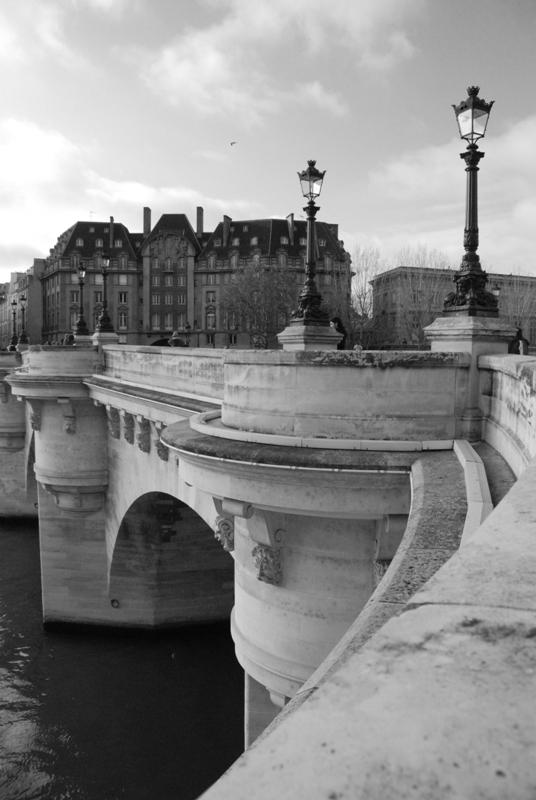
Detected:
left=318, top=238, right=326, bottom=246
left=95, top=238, right=103, bottom=247
left=242, top=225, right=248, bottom=232
left=232, top=238, right=240, bottom=246
left=214, top=238, right=222, bottom=247
left=280, top=236, right=289, bottom=244
left=250, top=237, right=258, bottom=245
left=114, top=239, right=122, bottom=248
left=76, top=238, right=84, bottom=246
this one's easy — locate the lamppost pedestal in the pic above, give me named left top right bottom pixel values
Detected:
left=277, top=323, right=342, bottom=351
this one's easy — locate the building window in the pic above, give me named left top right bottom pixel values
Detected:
left=207, top=274, right=217, bottom=285
left=280, top=237, right=289, bottom=244
left=164, top=275, right=173, bottom=286
left=214, top=239, right=221, bottom=247
left=153, top=259, right=160, bottom=270
left=242, top=225, right=248, bottom=232
left=165, top=294, right=173, bottom=305
left=151, top=275, right=160, bottom=286
left=118, top=311, right=128, bottom=330
left=178, top=294, right=186, bottom=305
left=206, top=291, right=216, bottom=303
left=118, top=274, right=128, bottom=285
left=229, top=333, right=237, bottom=346
left=89, top=227, right=95, bottom=233
left=278, top=253, right=287, bottom=268
left=178, top=258, right=186, bottom=270
left=95, top=238, right=103, bottom=247
left=94, top=291, right=103, bottom=303
left=299, top=237, right=306, bottom=245
left=152, top=294, right=160, bottom=305
left=177, top=312, right=186, bottom=328
left=164, top=313, right=173, bottom=330
left=76, top=238, right=84, bottom=246
left=118, top=292, right=128, bottom=304
left=114, top=239, right=122, bottom=248
left=70, top=310, right=78, bottom=329
left=164, top=259, right=173, bottom=272
left=207, top=333, right=215, bottom=345
left=70, top=291, right=79, bottom=303
left=250, top=237, right=258, bottom=245
left=232, top=238, right=240, bottom=246
left=208, top=255, right=216, bottom=270
left=177, top=275, right=186, bottom=286
left=206, top=309, right=216, bottom=329
left=230, top=254, right=238, bottom=269
left=318, top=238, right=326, bottom=247
left=151, top=313, right=160, bottom=330
left=324, top=255, right=332, bottom=269
left=119, top=255, right=127, bottom=270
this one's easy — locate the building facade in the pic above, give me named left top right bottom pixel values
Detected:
left=370, top=266, right=536, bottom=349
left=4, top=206, right=351, bottom=348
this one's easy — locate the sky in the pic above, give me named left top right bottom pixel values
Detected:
left=0, top=0, right=535, bottom=283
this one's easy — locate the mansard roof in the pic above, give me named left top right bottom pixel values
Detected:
left=199, top=217, right=348, bottom=261
left=48, top=220, right=139, bottom=263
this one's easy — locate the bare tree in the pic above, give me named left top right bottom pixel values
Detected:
left=494, top=269, right=536, bottom=341
left=220, top=261, right=299, bottom=348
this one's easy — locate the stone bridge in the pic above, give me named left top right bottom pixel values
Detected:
left=1, top=324, right=535, bottom=797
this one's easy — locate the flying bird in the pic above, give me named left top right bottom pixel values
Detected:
left=231, top=141, right=237, bottom=145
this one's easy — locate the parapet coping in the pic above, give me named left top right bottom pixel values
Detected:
left=189, top=409, right=453, bottom=452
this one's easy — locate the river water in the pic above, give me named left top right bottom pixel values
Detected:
left=0, top=519, right=244, bottom=800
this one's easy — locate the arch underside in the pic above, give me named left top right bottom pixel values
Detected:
left=109, top=492, right=234, bottom=627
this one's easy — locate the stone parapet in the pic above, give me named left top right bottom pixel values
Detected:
left=101, top=345, right=224, bottom=400
left=220, top=349, right=471, bottom=441
left=479, top=354, right=536, bottom=474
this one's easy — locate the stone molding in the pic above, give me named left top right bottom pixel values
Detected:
left=214, top=515, right=235, bottom=552
left=107, top=406, right=120, bottom=439
left=154, top=438, right=169, bottom=461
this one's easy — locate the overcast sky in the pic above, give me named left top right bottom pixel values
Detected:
left=1, top=0, right=535, bottom=283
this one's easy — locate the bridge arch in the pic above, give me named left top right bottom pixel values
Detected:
left=108, top=491, right=234, bottom=627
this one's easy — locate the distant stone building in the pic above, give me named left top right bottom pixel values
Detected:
left=195, top=214, right=351, bottom=348
left=370, top=266, right=536, bottom=349
left=3, top=206, right=351, bottom=347
left=41, top=218, right=143, bottom=344
left=0, top=261, right=45, bottom=350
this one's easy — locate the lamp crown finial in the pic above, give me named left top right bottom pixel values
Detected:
left=308, top=159, right=316, bottom=167
left=467, top=86, right=480, bottom=96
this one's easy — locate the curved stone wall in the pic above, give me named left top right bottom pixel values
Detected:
left=479, top=354, right=536, bottom=475
left=221, top=350, right=471, bottom=440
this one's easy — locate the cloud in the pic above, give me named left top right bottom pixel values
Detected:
left=0, top=118, right=257, bottom=282
left=133, top=0, right=422, bottom=124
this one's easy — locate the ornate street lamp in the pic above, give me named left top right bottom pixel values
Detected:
left=18, top=294, right=29, bottom=344
left=96, top=252, right=115, bottom=333
left=444, top=86, right=498, bottom=316
left=290, top=160, right=330, bottom=326
left=74, top=261, right=90, bottom=336
left=9, top=298, right=18, bottom=349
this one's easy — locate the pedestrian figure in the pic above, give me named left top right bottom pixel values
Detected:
left=63, top=333, right=74, bottom=345
left=330, top=317, right=347, bottom=350
left=508, top=328, right=530, bottom=355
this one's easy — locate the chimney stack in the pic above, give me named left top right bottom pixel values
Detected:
left=223, top=215, right=232, bottom=246
left=143, top=207, right=151, bottom=236
left=196, top=207, right=204, bottom=238
left=286, top=213, right=295, bottom=245
left=109, top=216, right=114, bottom=249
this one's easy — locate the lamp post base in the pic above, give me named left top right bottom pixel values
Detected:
left=277, top=323, right=342, bottom=351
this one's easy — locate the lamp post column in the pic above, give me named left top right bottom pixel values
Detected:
left=278, top=160, right=341, bottom=350
left=74, top=263, right=90, bottom=337
left=18, top=295, right=29, bottom=345
left=96, top=257, right=114, bottom=333
left=9, top=300, right=18, bottom=350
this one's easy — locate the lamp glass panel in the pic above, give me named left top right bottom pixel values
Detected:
left=457, top=108, right=473, bottom=139
left=472, top=108, right=489, bottom=138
